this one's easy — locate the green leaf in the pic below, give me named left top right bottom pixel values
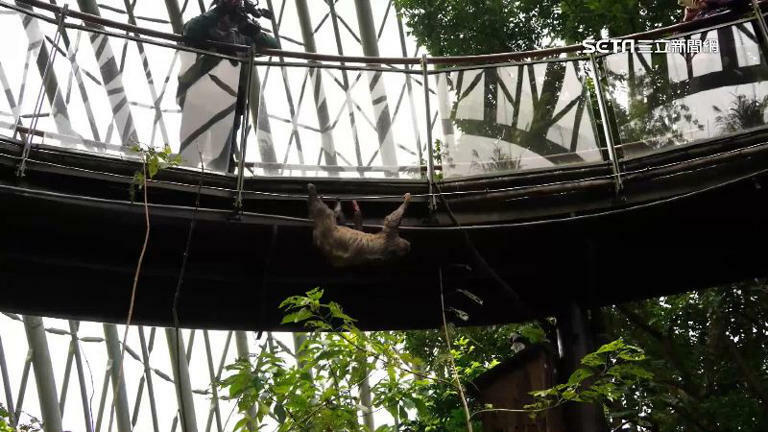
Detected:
left=281, top=307, right=313, bottom=324
left=567, top=368, right=594, bottom=386
left=518, top=323, right=547, bottom=344
left=233, top=417, right=249, bottom=432
left=596, top=339, right=627, bottom=354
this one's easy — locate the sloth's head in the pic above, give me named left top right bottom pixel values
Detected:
left=390, top=237, right=411, bottom=257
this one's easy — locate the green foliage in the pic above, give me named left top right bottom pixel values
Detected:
left=0, top=406, right=43, bottom=432
left=598, top=283, right=768, bottom=432
left=713, top=94, right=768, bottom=133
left=394, top=0, right=681, bottom=57
left=221, top=289, right=552, bottom=431
left=222, top=283, right=768, bottom=432
left=470, top=143, right=522, bottom=174
left=129, top=144, right=183, bottom=200
left=394, top=0, right=561, bottom=56
left=222, top=288, right=432, bottom=431
left=0, top=405, right=13, bottom=432
left=527, top=339, right=652, bottom=414
left=411, top=139, right=447, bottom=180
left=559, top=0, right=681, bottom=43
left=604, top=59, right=703, bottom=153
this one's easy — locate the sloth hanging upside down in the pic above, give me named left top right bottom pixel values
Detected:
left=307, top=184, right=411, bottom=267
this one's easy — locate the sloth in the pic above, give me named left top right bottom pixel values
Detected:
left=333, top=198, right=363, bottom=231
left=307, top=183, right=411, bottom=267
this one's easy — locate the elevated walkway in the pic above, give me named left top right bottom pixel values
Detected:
left=3, top=0, right=768, bottom=330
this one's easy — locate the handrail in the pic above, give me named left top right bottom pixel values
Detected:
left=3, top=0, right=768, bottom=195
left=5, top=0, right=767, bottom=66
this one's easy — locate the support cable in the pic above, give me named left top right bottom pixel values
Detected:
left=433, top=181, right=521, bottom=301
left=171, top=149, right=206, bottom=432
left=439, top=267, right=473, bottom=432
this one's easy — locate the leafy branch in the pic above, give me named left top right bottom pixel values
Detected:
left=129, top=144, right=183, bottom=201
left=526, top=339, right=652, bottom=420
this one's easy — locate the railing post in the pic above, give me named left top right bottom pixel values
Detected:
left=588, top=53, right=623, bottom=193
left=23, top=316, right=63, bottom=432
left=17, top=3, right=68, bottom=177
left=236, top=47, right=254, bottom=211
left=421, top=54, right=437, bottom=211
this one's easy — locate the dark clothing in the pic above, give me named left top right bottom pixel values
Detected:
left=683, top=0, right=749, bottom=22
left=178, top=6, right=278, bottom=172
left=182, top=6, right=278, bottom=50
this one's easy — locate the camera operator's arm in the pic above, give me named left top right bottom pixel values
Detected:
left=235, top=3, right=279, bottom=50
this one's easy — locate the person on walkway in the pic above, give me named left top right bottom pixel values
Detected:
left=177, top=0, right=279, bottom=172
left=682, top=0, right=749, bottom=22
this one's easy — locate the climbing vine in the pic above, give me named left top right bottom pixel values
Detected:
left=129, top=144, right=183, bottom=201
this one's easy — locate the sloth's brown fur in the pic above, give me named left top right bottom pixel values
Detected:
left=307, top=184, right=411, bottom=267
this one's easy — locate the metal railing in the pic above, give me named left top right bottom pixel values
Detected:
left=1, top=0, right=767, bottom=200
left=0, top=311, right=275, bottom=432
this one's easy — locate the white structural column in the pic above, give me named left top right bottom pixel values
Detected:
left=75, top=0, right=139, bottom=146
left=14, top=1, right=74, bottom=137
left=354, top=0, right=399, bottom=176
left=22, top=316, right=63, bottom=432
left=295, top=0, right=338, bottom=174
left=103, top=324, right=133, bottom=432
left=166, top=329, right=199, bottom=432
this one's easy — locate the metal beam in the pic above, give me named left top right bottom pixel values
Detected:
left=68, top=321, right=94, bottom=432
left=163, top=0, right=184, bottom=34
left=0, top=335, right=16, bottom=427
left=295, top=0, right=338, bottom=174
left=74, top=0, right=139, bottom=147
left=14, top=1, right=74, bottom=137
left=137, top=327, right=160, bottom=432
left=103, top=324, right=133, bottom=432
left=249, top=70, right=279, bottom=175
left=395, top=4, right=424, bottom=170
left=264, top=0, right=307, bottom=173
left=166, top=329, right=198, bottom=432
left=23, top=316, right=63, bottom=432
left=121, top=0, right=171, bottom=147
left=202, top=331, right=223, bottom=432
left=354, top=0, right=398, bottom=176
left=327, top=0, right=364, bottom=176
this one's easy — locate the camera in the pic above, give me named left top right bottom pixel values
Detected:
left=243, top=0, right=273, bottom=20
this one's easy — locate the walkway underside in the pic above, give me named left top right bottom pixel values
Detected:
left=2, top=130, right=768, bottom=330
